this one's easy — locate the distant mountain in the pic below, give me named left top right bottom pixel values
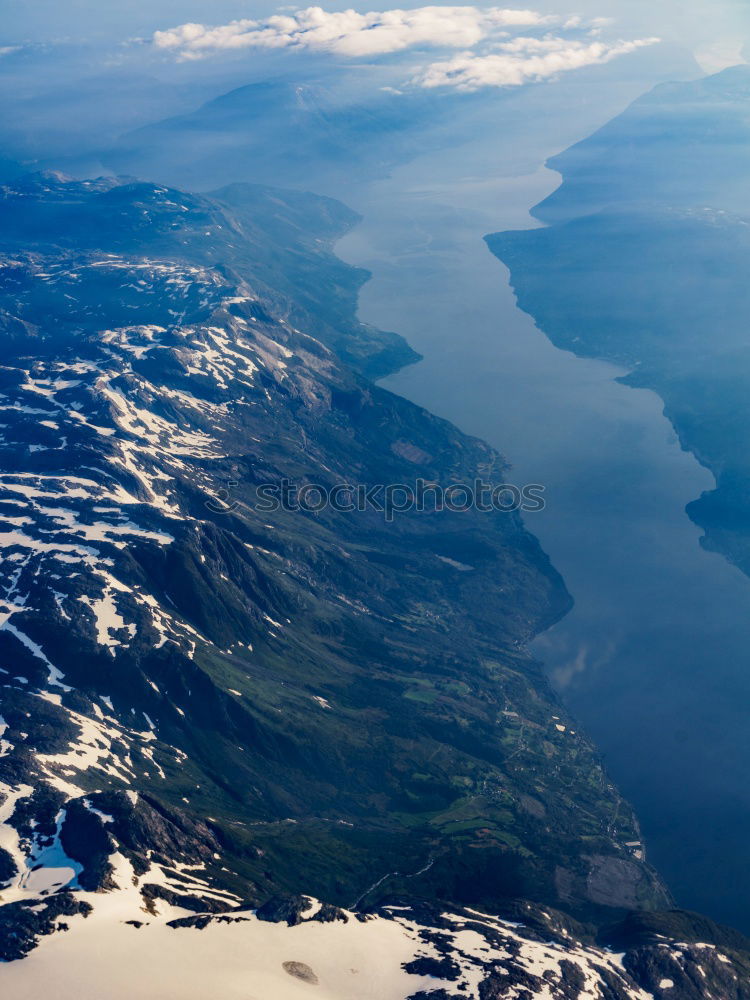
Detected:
left=0, top=172, right=748, bottom=997
left=102, top=47, right=702, bottom=200
left=487, top=65, right=750, bottom=582
left=106, top=79, right=451, bottom=193
left=532, top=64, right=750, bottom=222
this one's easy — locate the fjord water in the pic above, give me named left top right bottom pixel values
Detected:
left=337, top=145, right=750, bottom=930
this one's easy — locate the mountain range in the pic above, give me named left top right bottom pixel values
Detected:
left=0, top=169, right=747, bottom=996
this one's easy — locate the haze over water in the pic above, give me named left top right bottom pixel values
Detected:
left=337, top=133, right=750, bottom=930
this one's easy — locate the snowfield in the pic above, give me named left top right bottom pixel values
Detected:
left=0, top=873, right=662, bottom=1000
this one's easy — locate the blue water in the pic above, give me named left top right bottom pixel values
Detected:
left=337, top=151, right=750, bottom=931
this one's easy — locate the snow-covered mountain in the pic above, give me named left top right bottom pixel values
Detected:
left=4, top=888, right=747, bottom=1000
left=0, top=173, right=748, bottom=998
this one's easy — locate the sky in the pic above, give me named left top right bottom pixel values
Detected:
left=2, top=0, right=748, bottom=73
left=0, top=1, right=747, bottom=181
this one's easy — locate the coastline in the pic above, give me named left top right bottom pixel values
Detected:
left=335, top=153, right=750, bottom=929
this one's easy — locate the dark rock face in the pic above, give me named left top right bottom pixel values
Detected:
left=59, top=800, right=116, bottom=891
left=403, top=956, right=462, bottom=981
left=141, top=883, right=233, bottom=915
left=52, top=791, right=223, bottom=894
left=0, top=848, right=17, bottom=886
left=166, top=913, right=251, bottom=930
left=625, top=945, right=750, bottom=999
left=255, top=895, right=314, bottom=926
left=102, top=793, right=222, bottom=874
left=310, top=903, right=349, bottom=924
left=408, top=992, right=465, bottom=1000
left=0, top=893, right=91, bottom=962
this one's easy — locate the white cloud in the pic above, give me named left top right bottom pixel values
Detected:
left=415, top=35, right=661, bottom=90
left=153, top=6, right=555, bottom=59
left=152, top=6, right=660, bottom=93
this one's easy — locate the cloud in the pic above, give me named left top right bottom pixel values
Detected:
left=153, top=6, right=555, bottom=59
left=415, top=35, right=661, bottom=90
left=151, top=6, right=660, bottom=93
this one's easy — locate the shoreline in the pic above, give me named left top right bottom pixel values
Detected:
left=334, top=155, right=750, bottom=929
